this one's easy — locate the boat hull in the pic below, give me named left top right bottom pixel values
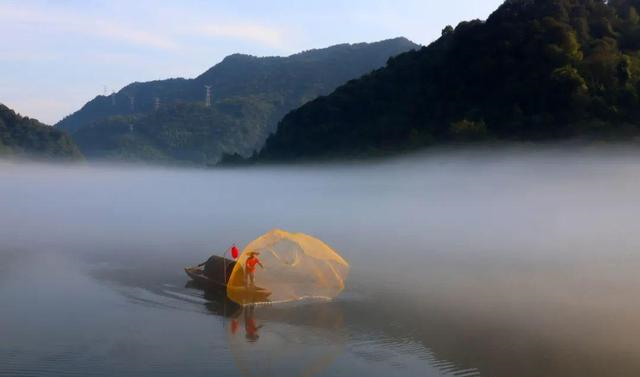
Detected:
left=184, top=266, right=227, bottom=290
left=185, top=265, right=272, bottom=303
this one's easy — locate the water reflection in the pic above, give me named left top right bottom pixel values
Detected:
left=182, top=273, right=347, bottom=376
left=238, top=305, right=262, bottom=342
left=185, top=280, right=242, bottom=318
left=227, top=302, right=346, bottom=377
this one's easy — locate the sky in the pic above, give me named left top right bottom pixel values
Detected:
left=0, top=0, right=504, bottom=125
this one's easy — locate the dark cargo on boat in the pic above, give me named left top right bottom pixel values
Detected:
left=185, top=255, right=236, bottom=289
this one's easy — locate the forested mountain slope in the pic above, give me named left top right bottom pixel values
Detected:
left=258, top=0, right=640, bottom=160
left=57, top=38, right=418, bottom=164
left=0, top=104, right=82, bottom=160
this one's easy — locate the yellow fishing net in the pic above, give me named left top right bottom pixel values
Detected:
left=226, top=229, right=350, bottom=305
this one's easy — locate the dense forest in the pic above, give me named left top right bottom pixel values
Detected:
left=257, top=0, right=640, bottom=161
left=0, top=104, right=82, bottom=160
left=58, top=38, right=418, bottom=165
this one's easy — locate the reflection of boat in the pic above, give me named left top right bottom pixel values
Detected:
left=184, top=280, right=243, bottom=318
left=228, top=301, right=346, bottom=377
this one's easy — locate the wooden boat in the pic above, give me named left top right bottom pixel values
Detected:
left=226, top=284, right=272, bottom=303
left=184, top=266, right=228, bottom=290
left=185, top=255, right=272, bottom=302
left=184, top=255, right=236, bottom=289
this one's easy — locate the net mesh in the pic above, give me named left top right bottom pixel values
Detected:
left=226, top=229, right=350, bottom=305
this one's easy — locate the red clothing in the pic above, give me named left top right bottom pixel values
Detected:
left=230, top=319, right=239, bottom=335
left=246, top=318, right=258, bottom=336
left=246, top=256, right=260, bottom=273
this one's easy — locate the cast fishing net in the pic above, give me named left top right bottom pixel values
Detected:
left=226, top=229, right=349, bottom=305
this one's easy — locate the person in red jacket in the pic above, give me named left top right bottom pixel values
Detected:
left=244, top=251, right=263, bottom=288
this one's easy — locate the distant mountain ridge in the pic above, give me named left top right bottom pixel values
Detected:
left=0, top=104, right=82, bottom=160
left=56, top=37, right=419, bottom=164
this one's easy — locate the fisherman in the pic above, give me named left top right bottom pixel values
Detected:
left=245, top=251, right=263, bottom=288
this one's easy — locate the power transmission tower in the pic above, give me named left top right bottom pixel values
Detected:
left=111, top=92, right=116, bottom=106
left=154, top=97, right=160, bottom=111
left=204, top=85, right=212, bottom=107
left=128, top=95, right=135, bottom=112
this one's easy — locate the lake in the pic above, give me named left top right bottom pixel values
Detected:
left=3, top=145, right=640, bottom=377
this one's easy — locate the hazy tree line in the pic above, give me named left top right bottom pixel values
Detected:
left=0, top=104, right=82, bottom=160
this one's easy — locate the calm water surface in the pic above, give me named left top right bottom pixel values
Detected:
left=3, top=146, right=640, bottom=377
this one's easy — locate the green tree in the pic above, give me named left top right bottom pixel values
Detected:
left=449, top=119, right=488, bottom=141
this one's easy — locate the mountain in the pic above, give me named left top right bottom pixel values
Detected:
left=57, top=38, right=419, bottom=165
left=257, top=0, right=640, bottom=161
left=0, top=104, right=82, bottom=160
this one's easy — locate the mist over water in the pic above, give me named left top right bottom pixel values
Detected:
left=3, top=145, right=640, bottom=377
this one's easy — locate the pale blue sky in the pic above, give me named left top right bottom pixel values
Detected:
left=1, top=0, right=504, bottom=124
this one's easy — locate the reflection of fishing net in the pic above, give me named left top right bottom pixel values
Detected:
left=227, top=229, right=350, bottom=305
